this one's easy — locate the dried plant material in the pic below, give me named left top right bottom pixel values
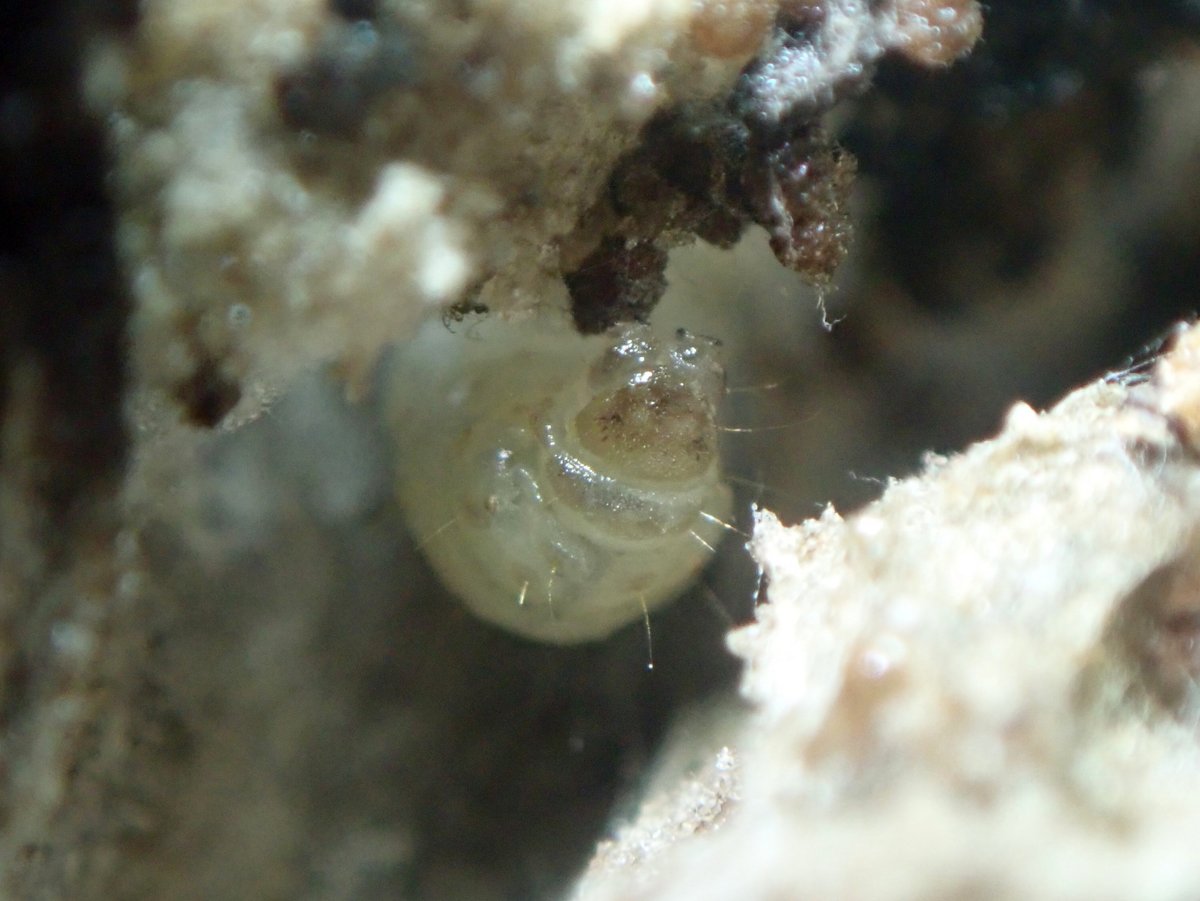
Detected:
left=569, top=0, right=983, bottom=329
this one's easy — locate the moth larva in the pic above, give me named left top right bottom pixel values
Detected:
left=386, top=315, right=733, bottom=644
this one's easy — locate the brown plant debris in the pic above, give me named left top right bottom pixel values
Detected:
left=566, top=0, right=980, bottom=333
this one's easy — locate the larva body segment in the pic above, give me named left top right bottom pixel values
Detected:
left=387, top=316, right=733, bottom=644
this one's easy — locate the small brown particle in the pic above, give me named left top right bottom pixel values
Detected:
left=743, top=128, right=856, bottom=278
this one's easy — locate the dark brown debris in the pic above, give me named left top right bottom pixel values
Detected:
left=565, top=238, right=670, bottom=334
left=564, top=1, right=879, bottom=333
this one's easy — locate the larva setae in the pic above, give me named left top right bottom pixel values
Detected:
left=386, top=315, right=733, bottom=644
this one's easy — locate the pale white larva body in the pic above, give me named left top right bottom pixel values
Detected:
left=385, top=315, right=733, bottom=644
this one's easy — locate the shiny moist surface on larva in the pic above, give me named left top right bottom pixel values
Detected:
left=388, top=316, right=733, bottom=644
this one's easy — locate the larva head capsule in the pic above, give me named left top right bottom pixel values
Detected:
left=574, top=326, right=725, bottom=484
left=389, top=317, right=733, bottom=644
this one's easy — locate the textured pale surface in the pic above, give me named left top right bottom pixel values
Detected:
left=574, top=324, right=1200, bottom=900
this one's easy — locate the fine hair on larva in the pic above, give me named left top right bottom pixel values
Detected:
left=384, top=312, right=736, bottom=645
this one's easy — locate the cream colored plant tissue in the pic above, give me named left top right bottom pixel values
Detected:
left=576, top=323, right=1200, bottom=901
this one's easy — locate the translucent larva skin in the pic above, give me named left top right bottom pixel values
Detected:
left=387, top=316, right=733, bottom=644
